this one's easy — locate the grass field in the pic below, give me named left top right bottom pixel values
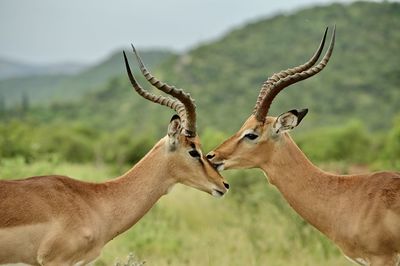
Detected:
left=0, top=158, right=354, bottom=266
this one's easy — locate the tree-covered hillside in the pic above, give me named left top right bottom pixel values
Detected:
left=160, top=1, right=400, bottom=132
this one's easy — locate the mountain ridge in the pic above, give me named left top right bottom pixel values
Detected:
left=0, top=49, right=174, bottom=108
left=0, top=58, right=87, bottom=80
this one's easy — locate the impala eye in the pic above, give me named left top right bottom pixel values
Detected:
left=244, top=133, right=258, bottom=140
left=189, top=150, right=201, bottom=158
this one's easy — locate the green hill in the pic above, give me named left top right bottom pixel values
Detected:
left=2, top=1, right=400, bottom=134
left=159, top=1, right=400, bottom=132
left=0, top=58, right=85, bottom=80
left=0, top=49, right=173, bottom=108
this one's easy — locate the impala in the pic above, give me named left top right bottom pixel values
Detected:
left=208, top=27, right=400, bottom=266
left=0, top=46, right=229, bottom=266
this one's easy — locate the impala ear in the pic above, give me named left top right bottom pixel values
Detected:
left=167, top=115, right=182, bottom=150
left=273, top=108, right=308, bottom=134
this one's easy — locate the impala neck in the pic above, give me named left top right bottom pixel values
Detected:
left=261, top=134, right=341, bottom=238
left=101, top=137, right=175, bottom=242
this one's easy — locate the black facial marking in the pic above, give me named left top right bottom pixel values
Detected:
left=199, top=158, right=205, bottom=166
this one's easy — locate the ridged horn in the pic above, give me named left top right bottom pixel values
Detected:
left=123, top=51, right=191, bottom=136
left=131, top=45, right=197, bottom=137
left=254, top=26, right=335, bottom=122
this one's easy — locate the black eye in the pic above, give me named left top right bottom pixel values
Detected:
left=189, top=150, right=201, bottom=158
left=244, top=133, right=258, bottom=140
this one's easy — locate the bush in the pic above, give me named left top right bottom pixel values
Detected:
left=0, top=120, right=98, bottom=163
left=98, top=129, right=156, bottom=166
left=297, top=120, right=372, bottom=163
left=0, top=120, right=38, bottom=161
left=382, top=115, right=400, bottom=168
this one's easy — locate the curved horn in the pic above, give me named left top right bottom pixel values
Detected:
left=254, top=26, right=336, bottom=122
left=131, top=45, right=197, bottom=137
left=123, top=51, right=188, bottom=133
left=253, top=27, right=328, bottom=113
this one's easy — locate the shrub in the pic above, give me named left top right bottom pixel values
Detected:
left=382, top=115, right=400, bottom=168
left=297, top=120, right=372, bottom=163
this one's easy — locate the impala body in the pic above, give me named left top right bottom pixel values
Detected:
left=0, top=47, right=229, bottom=266
left=208, top=27, right=400, bottom=266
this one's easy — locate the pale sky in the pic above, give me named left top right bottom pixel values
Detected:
left=0, top=0, right=358, bottom=64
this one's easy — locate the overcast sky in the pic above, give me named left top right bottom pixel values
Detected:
left=0, top=0, right=361, bottom=65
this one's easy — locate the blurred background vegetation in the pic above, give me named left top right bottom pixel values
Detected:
left=0, top=1, right=399, bottom=265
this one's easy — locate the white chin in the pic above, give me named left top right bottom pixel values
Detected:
left=217, top=164, right=225, bottom=172
left=211, top=190, right=224, bottom=198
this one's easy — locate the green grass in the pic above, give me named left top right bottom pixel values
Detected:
left=0, top=159, right=352, bottom=265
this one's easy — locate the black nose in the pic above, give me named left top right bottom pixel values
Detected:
left=206, top=153, right=215, bottom=159
left=223, top=182, right=230, bottom=189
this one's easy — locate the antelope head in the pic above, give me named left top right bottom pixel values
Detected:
left=124, top=46, right=229, bottom=197
left=207, top=27, right=335, bottom=171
